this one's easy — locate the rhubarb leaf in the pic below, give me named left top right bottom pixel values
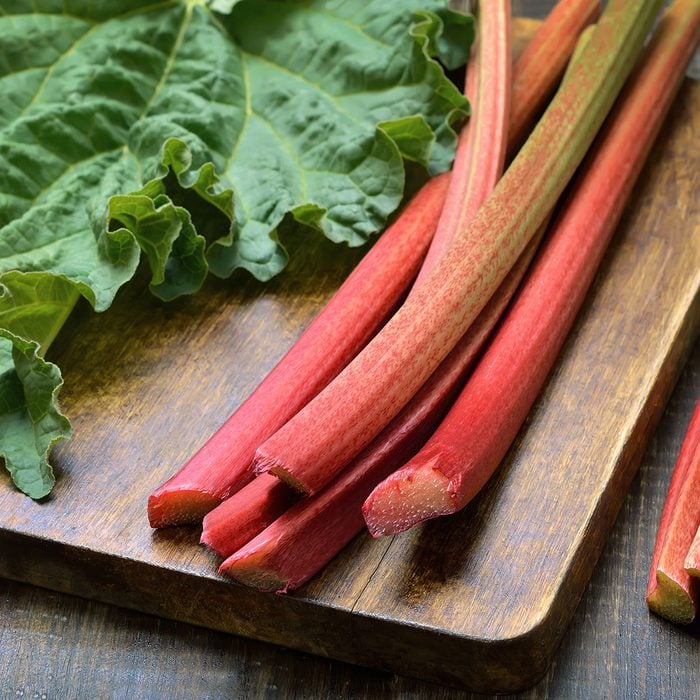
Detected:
left=0, top=0, right=470, bottom=303
left=0, top=272, right=77, bottom=497
left=206, top=0, right=472, bottom=279
left=0, top=0, right=471, bottom=497
left=0, top=272, right=79, bottom=354
left=0, top=329, right=71, bottom=500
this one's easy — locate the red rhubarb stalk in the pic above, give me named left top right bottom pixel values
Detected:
left=362, top=0, right=700, bottom=537
left=414, top=0, right=511, bottom=283
left=200, top=474, right=298, bottom=558
left=686, top=527, right=700, bottom=579
left=508, top=0, right=601, bottom=155
left=218, top=232, right=543, bottom=592
left=204, top=1, right=515, bottom=560
left=255, top=0, right=663, bottom=497
left=149, top=9, right=593, bottom=527
left=648, top=397, right=700, bottom=624
left=147, top=174, right=449, bottom=526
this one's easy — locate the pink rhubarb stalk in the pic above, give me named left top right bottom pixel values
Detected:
left=362, top=0, right=700, bottom=537
left=508, top=0, right=601, bottom=155
left=204, top=1, right=514, bottom=560
left=218, top=233, right=542, bottom=592
left=648, top=398, right=700, bottom=624
left=685, top=527, right=700, bottom=579
left=147, top=174, right=449, bottom=526
left=414, top=0, right=511, bottom=283
left=255, top=0, right=663, bottom=497
left=200, top=474, right=298, bottom=558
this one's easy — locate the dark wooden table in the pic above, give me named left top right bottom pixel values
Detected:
left=2, top=2, right=699, bottom=698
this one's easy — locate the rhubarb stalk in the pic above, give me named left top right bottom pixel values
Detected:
left=363, top=0, right=700, bottom=537
left=414, top=0, right=511, bottom=283
left=200, top=474, right=298, bottom=558
left=648, top=397, right=700, bottom=624
left=255, top=0, right=663, bottom=497
left=147, top=174, right=449, bottom=526
left=508, top=0, right=601, bottom=155
left=204, top=1, right=515, bottom=561
left=219, top=232, right=543, bottom=592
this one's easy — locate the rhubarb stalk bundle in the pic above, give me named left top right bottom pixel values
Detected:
left=363, top=0, right=700, bottom=537
left=647, top=397, right=700, bottom=624
left=203, top=0, right=515, bottom=562
left=218, top=234, right=542, bottom=591
left=255, top=0, right=664, bottom=497
left=150, top=1, right=582, bottom=527
left=147, top=174, right=448, bottom=526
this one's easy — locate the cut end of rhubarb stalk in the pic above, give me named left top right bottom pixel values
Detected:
left=255, top=450, right=311, bottom=495
left=646, top=571, right=697, bottom=625
left=199, top=529, right=216, bottom=550
left=686, top=563, right=700, bottom=579
left=685, top=527, right=700, bottom=579
left=219, top=553, right=288, bottom=593
left=147, top=488, right=221, bottom=529
left=267, top=465, right=311, bottom=495
left=362, top=463, right=455, bottom=537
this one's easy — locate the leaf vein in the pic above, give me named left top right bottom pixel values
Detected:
left=0, top=65, right=47, bottom=81
left=11, top=1, right=181, bottom=120
left=310, top=7, right=391, bottom=49
left=220, top=53, right=251, bottom=182
left=134, top=3, right=193, bottom=123
left=0, top=230, right=84, bottom=263
left=1, top=147, right=123, bottom=212
left=247, top=52, right=361, bottom=126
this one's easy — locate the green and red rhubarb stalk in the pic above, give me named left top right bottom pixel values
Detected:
left=648, top=396, right=700, bottom=624
left=414, top=0, right=511, bottom=282
left=508, top=0, right=600, bottom=154
left=363, top=0, right=700, bottom=537
left=255, top=0, right=663, bottom=497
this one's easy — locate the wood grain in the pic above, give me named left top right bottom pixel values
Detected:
left=1, top=348, right=698, bottom=700
left=0, top=20, right=698, bottom=696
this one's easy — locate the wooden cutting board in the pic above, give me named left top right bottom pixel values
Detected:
left=0, top=22, right=698, bottom=694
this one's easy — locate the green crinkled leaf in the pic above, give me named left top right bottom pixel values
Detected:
left=421, top=8, right=476, bottom=70
left=0, top=271, right=79, bottom=354
left=205, top=0, right=472, bottom=279
left=0, top=272, right=76, bottom=497
left=0, top=0, right=470, bottom=300
left=0, top=330, right=71, bottom=500
left=0, top=0, right=472, bottom=497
